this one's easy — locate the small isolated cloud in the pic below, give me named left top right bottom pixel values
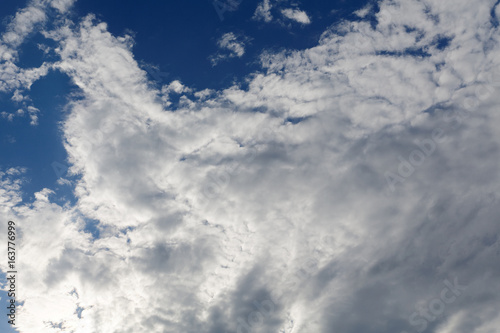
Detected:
left=280, top=8, right=311, bottom=24
left=253, top=1, right=311, bottom=26
left=1, top=111, right=15, bottom=122
left=218, top=32, right=245, bottom=57
left=253, top=0, right=273, bottom=22
left=27, top=106, right=39, bottom=125
left=210, top=32, right=248, bottom=66
left=1, top=107, right=39, bottom=125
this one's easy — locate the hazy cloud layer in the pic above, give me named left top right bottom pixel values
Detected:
left=1, top=0, right=500, bottom=332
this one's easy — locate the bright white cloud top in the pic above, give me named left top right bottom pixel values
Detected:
left=280, top=8, right=311, bottom=25
left=1, top=0, right=500, bottom=332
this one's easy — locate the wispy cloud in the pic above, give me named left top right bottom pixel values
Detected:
left=211, top=0, right=242, bottom=21
left=353, top=4, right=373, bottom=18
left=210, top=32, right=249, bottom=66
left=253, top=0, right=311, bottom=26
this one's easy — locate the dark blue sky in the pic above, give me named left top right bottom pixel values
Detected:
left=72, top=0, right=371, bottom=89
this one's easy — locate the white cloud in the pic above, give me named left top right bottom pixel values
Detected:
left=49, top=0, right=77, bottom=13
left=0, top=0, right=75, bottom=126
left=1, top=107, right=39, bottom=125
left=253, top=0, right=273, bottom=22
left=253, top=1, right=311, bottom=26
left=2, top=4, right=45, bottom=48
left=160, top=80, right=192, bottom=107
left=353, top=4, right=372, bottom=18
left=210, top=32, right=248, bottom=66
left=162, top=80, right=191, bottom=95
left=2, top=0, right=500, bottom=332
left=280, top=8, right=311, bottom=24
left=218, top=32, right=246, bottom=57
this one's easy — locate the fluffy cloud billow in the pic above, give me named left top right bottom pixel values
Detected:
left=1, top=0, right=500, bottom=332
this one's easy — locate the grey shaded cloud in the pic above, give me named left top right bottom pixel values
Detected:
left=0, top=0, right=500, bottom=332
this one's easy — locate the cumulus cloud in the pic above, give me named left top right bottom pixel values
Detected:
left=253, top=1, right=311, bottom=26
left=253, top=0, right=273, bottom=22
left=1, top=0, right=500, bottom=332
left=210, top=32, right=248, bottom=66
left=2, top=105, right=41, bottom=125
left=160, top=80, right=192, bottom=107
left=162, top=80, right=191, bottom=95
left=280, top=8, right=311, bottom=24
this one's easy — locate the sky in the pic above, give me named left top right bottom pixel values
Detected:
left=0, top=0, right=499, bottom=332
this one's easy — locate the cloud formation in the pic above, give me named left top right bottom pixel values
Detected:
left=253, top=0, right=311, bottom=26
left=253, top=0, right=273, bottom=23
left=1, top=0, right=500, bottom=332
left=210, top=32, right=248, bottom=66
left=0, top=0, right=75, bottom=124
left=280, top=8, right=311, bottom=24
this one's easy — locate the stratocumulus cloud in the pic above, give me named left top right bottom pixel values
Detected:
left=0, top=0, right=499, bottom=332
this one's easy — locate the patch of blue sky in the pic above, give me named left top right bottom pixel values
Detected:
left=0, top=68, right=78, bottom=205
left=72, top=0, right=372, bottom=90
